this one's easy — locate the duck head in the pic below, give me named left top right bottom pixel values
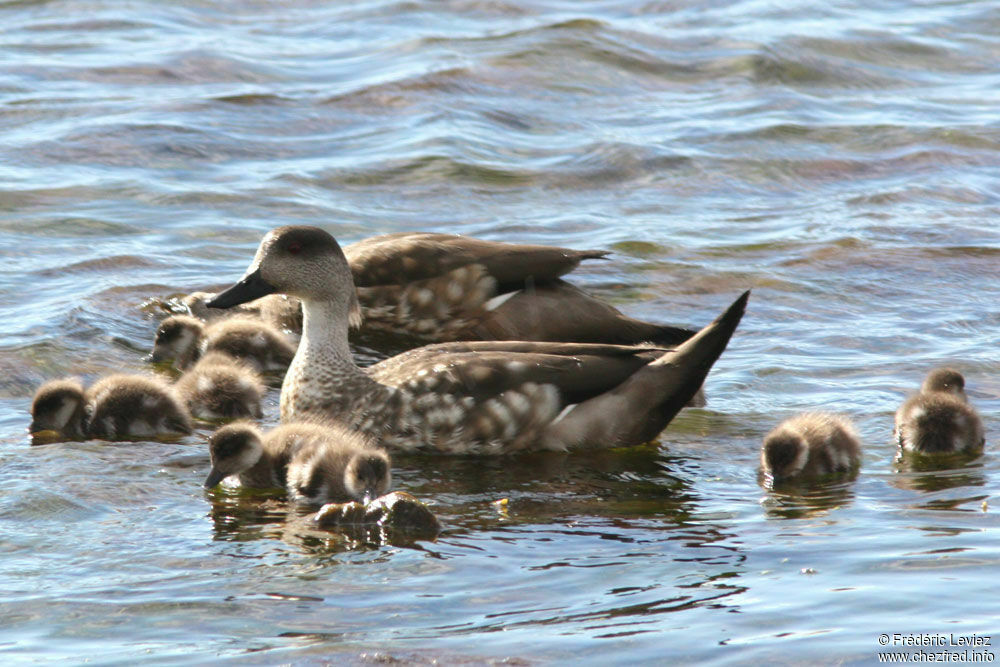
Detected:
left=207, top=226, right=361, bottom=328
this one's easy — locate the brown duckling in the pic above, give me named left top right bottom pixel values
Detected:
left=151, top=315, right=295, bottom=372
left=761, top=412, right=862, bottom=482
left=31, top=374, right=192, bottom=441
left=30, top=378, right=88, bottom=440
left=895, top=369, right=984, bottom=454
left=205, top=421, right=390, bottom=504
left=174, top=352, right=264, bottom=421
left=205, top=226, right=746, bottom=455
left=86, top=374, right=193, bottom=440
left=286, top=428, right=391, bottom=505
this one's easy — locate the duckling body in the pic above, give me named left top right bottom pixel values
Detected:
left=285, top=425, right=391, bottom=505
left=206, top=226, right=746, bottom=455
left=31, top=375, right=192, bottom=441
left=86, top=374, right=192, bottom=440
left=205, top=421, right=390, bottom=504
left=30, top=379, right=88, bottom=439
left=174, top=352, right=264, bottom=421
left=152, top=315, right=295, bottom=372
left=761, top=413, right=861, bottom=482
left=895, top=369, right=984, bottom=454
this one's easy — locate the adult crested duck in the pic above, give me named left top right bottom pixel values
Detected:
left=151, top=314, right=295, bottom=372
left=205, top=421, right=391, bottom=504
left=760, top=412, right=862, bottom=483
left=895, top=368, right=984, bottom=454
left=31, top=374, right=192, bottom=441
left=206, top=226, right=747, bottom=455
left=185, top=232, right=696, bottom=347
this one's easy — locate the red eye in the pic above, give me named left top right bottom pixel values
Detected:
left=287, top=242, right=302, bottom=255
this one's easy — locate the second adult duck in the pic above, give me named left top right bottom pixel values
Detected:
left=207, top=226, right=748, bottom=455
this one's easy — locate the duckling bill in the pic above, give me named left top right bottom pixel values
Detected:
left=207, top=225, right=747, bottom=455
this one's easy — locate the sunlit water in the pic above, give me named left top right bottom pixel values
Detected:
left=3, top=0, right=1000, bottom=663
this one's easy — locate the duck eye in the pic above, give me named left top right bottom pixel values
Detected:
left=287, top=242, right=302, bottom=255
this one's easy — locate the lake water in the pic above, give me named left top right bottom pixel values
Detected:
left=3, top=0, right=1000, bottom=664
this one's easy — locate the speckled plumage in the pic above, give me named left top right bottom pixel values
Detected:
left=895, top=369, right=984, bottom=454
left=761, top=412, right=861, bottom=482
left=186, top=232, right=696, bottom=347
left=207, top=226, right=747, bottom=455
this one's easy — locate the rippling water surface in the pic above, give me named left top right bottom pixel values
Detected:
left=3, top=0, right=1000, bottom=663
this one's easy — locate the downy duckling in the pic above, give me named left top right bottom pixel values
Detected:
left=30, top=378, right=88, bottom=440
left=206, top=225, right=747, bottom=455
left=205, top=421, right=391, bottom=504
left=86, top=374, right=193, bottom=440
left=174, top=352, right=264, bottom=421
left=286, top=428, right=391, bottom=505
left=895, top=369, right=984, bottom=454
left=151, top=315, right=295, bottom=372
left=761, top=412, right=862, bottom=482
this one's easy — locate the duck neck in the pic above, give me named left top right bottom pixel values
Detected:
left=281, top=296, right=375, bottom=421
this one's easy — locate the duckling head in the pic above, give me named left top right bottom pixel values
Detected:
left=761, top=432, right=807, bottom=482
left=151, top=315, right=205, bottom=368
left=921, top=368, right=967, bottom=401
left=206, top=226, right=361, bottom=329
left=345, top=449, right=392, bottom=504
left=205, top=422, right=264, bottom=488
left=30, top=379, right=87, bottom=439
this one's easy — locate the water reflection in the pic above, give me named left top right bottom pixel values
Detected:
left=760, top=475, right=858, bottom=520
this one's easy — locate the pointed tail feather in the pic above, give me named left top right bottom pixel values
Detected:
left=543, top=290, right=749, bottom=449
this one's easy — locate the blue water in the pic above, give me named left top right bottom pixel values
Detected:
left=3, top=0, right=1000, bottom=664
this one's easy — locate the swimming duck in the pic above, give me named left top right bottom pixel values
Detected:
left=174, top=352, right=265, bottom=421
left=30, top=378, right=88, bottom=439
left=31, top=374, right=193, bottom=441
left=205, top=421, right=390, bottom=504
left=344, top=232, right=696, bottom=346
left=895, top=369, right=984, bottom=454
left=206, top=226, right=747, bottom=454
left=760, top=412, right=862, bottom=482
left=151, top=314, right=296, bottom=372
left=185, top=233, right=696, bottom=347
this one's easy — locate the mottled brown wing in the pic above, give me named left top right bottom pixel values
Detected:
left=367, top=341, right=663, bottom=406
left=344, top=232, right=607, bottom=290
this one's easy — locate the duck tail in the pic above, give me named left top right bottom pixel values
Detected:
left=543, top=290, right=749, bottom=449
